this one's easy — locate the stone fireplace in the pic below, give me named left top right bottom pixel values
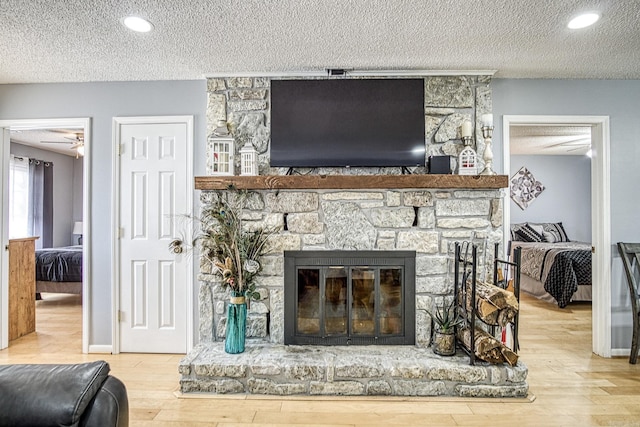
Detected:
left=196, top=185, right=504, bottom=348
left=182, top=182, right=529, bottom=397
left=179, top=74, right=529, bottom=397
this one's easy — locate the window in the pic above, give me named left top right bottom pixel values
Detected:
left=9, top=155, right=30, bottom=238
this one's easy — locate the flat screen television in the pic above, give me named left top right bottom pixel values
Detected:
left=270, top=78, right=425, bottom=168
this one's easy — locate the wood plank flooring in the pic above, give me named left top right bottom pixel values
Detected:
left=1, top=293, right=639, bottom=426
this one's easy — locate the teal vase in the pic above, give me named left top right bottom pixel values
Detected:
left=225, top=292, right=247, bottom=354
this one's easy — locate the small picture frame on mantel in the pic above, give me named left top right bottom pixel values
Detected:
left=207, top=136, right=234, bottom=176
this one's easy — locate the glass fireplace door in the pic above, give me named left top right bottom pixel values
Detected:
left=295, top=265, right=404, bottom=343
left=351, top=268, right=376, bottom=335
left=379, top=268, right=402, bottom=335
left=351, top=267, right=403, bottom=336
left=285, top=251, right=415, bottom=345
left=324, top=267, right=348, bottom=335
left=296, top=268, right=320, bottom=335
left=296, top=267, right=349, bottom=337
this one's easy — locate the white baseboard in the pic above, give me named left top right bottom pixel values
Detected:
left=611, top=348, right=630, bottom=357
left=88, top=344, right=113, bottom=354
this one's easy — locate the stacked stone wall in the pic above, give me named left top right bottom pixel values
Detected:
left=206, top=75, right=492, bottom=176
left=199, top=187, right=504, bottom=347
left=200, top=74, right=501, bottom=347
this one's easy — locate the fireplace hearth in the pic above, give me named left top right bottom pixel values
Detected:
left=284, top=251, right=415, bottom=346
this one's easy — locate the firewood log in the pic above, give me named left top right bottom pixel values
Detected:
left=497, top=307, right=517, bottom=326
left=457, top=327, right=519, bottom=366
left=459, top=281, right=518, bottom=326
left=474, top=281, right=519, bottom=310
left=458, top=286, right=499, bottom=319
left=500, top=345, right=519, bottom=367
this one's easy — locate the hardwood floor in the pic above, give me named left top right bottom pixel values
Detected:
left=1, top=293, right=639, bottom=426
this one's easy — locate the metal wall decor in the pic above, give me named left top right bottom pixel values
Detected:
left=510, top=166, right=545, bottom=210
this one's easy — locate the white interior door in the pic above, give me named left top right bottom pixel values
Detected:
left=117, top=118, right=192, bottom=353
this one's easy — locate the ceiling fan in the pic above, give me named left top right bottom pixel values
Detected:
left=40, top=132, right=85, bottom=158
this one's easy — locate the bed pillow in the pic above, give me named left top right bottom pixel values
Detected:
left=527, top=222, right=570, bottom=243
left=510, top=223, right=527, bottom=241
left=527, top=223, right=544, bottom=236
left=514, top=224, right=544, bottom=242
left=525, top=222, right=556, bottom=243
left=542, top=222, right=570, bottom=242
left=541, top=230, right=556, bottom=243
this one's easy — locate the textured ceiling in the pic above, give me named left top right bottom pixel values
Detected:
left=1, top=0, right=639, bottom=84
left=11, top=129, right=84, bottom=157
left=510, top=125, right=591, bottom=156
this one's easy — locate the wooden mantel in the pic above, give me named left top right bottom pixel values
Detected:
left=195, top=174, right=509, bottom=190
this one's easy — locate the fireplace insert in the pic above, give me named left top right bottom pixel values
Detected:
left=284, top=251, right=415, bottom=345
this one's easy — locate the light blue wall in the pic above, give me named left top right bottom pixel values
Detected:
left=0, top=80, right=207, bottom=347
left=510, top=154, right=591, bottom=243
left=2, top=78, right=639, bottom=352
left=493, top=79, right=640, bottom=350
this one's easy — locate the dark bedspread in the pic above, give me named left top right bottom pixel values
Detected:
left=543, top=249, right=592, bottom=308
left=515, top=241, right=592, bottom=308
left=35, top=245, right=83, bottom=282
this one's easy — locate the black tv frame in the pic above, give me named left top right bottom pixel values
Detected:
left=270, top=78, right=426, bottom=168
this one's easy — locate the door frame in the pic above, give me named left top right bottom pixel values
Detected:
left=111, top=115, right=194, bottom=354
left=502, top=115, right=611, bottom=357
left=0, top=117, right=91, bottom=352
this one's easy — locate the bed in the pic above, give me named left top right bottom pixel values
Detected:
left=509, top=222, right=592, bottom=308
left=35, top=245, right=83, bottom=295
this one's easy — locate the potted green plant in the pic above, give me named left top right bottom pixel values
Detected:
left=192, top=186, right=278, bottom=354
left=429, top=298, right=463, bottom=356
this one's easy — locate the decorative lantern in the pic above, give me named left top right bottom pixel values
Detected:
left=458, top=146, right=478, bottom=175
left=208, top=136, right=234, bottom=176
left=240, top=142, right=258, bottom=176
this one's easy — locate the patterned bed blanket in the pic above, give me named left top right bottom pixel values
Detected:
left=35, top=245, right=83, bottom=282
left=512, top=241, right=592, bottom=308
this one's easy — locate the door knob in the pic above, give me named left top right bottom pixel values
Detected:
left=169, top=239, right=184, bottom=254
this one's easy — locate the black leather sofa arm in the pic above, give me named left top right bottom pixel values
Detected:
left=0, top=360, right=128, bottom=427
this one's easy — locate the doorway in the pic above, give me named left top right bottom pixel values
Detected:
left=0, top=118, right=90, bottom=351
left=502, top=115, right=611, bottom=357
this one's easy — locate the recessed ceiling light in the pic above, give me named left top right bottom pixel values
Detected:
left=568, top=12, right=600, bottom=29
left=122, top=16, right=154, bottom=33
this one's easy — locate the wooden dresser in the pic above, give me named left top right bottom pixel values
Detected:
left=9, top=236, right=38, bottom=341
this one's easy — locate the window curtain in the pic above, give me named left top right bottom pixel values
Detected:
left=28, top=159, right=53, bottom=249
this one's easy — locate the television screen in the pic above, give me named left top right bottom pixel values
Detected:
left=270, top=79, right=425, bottom=168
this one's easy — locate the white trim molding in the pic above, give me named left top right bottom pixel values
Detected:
left=0, top=128, right=9, bottom=350
left=88, top=344, right=113, bottom=354
left=0, top=117, right=91, bottom=353
left=503, top=115, right=611, bottom=358
left=611, top=348, right=630, bottom=358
